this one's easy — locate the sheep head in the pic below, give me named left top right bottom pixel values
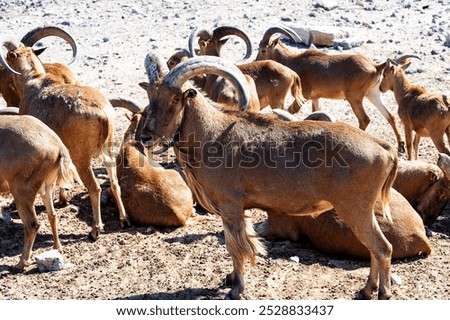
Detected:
left=379, top=55, right=421, bottom=93
left=256, top=26, right=302, bottom=60
left=414, top=153, right=450, bottom=226
left=188, top=26, right=252, bottom=60
left=138, top=52, right=250, bottom=149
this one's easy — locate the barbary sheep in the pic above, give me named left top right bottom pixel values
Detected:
left=256, top=26, right=419, bottom=153
left=393, top=154, right=450, bottom=226
left=0, top=26, right=79, bottom=107
left=261, top=188, right=431, bottom=260
left=380, top=58, right=450, bottom=159
left=188, top=26, right=306, bottom=112
left=0, top=115, right=79, bottom=271
left=110, top=98, right=194, bottom=227
left=137, top=52, right=398, bottom=300
left=0, top=31, right=129, bottom=240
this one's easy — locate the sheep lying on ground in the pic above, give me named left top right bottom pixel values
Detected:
left=380, top=58, right=450, bottom=159
left=111, top=99, right=195, bottom=227
left=260, top=188, right=431, bottom=260
left=393, top=154, right=450, bottom=226
left=0, top=115, right=79, bottom=271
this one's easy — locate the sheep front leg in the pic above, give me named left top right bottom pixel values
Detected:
left=221, top=206, right=266, bottom=300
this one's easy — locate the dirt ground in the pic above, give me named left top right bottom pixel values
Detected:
left=0, top=0, right=449, bottom=300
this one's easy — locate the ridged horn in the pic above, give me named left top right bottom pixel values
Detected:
left=259, top=26, right=302, bottom=47
left=212, top=26, right=253, bottom=60
left=0, top=42, right=21, bottom=75
left=144, top=51, right=170, bottom=84
left=20, top=26, right=78, bottom=64
left=394, top=54, right=421, bottom=64
left=109, top=98, right=143, bottom=114
left=188, top=28, right=212, bottom=57
left=163, top=55, right=250, bottom=111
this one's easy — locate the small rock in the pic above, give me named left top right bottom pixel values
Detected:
left=391, top=273, right=402, bottom=286
left=69, top=205, right=78, bottom=213
left=290, top=256, right=300, bottom=263
left=0, top=209, right=12, bottom=223
left=35, top=250, right=65, bottom=272
left=314, top=0, right=338, bottom=11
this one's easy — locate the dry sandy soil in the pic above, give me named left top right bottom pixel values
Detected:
left=0, top=0, right=449, bottom=301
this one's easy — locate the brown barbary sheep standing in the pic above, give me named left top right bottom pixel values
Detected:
left=256, top=26, right=420, bottom=153
left=380, top=58, right=450, bottom=160
left=0, top=115, right=79, bottom=271
left=0, top=32, right=129, bottom=240
left=261, top=188, right=431, bottom=260
left=116, top=111, right=194, bottom=227
left=137, top=52, right=399, bottom=300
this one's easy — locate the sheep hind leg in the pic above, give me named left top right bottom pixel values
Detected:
left=40, top=184, right=62, bottom=251
left=10, top=189, right=40, bottom=272
left=413, top=134, right=421, bottom=160
left=221, top=207, right=266, bottom=300
left=74, top=162, right=102, bottom=241
left=347, top=98, right=370, bottom=130
left=334, top=204, right=392, bottom=300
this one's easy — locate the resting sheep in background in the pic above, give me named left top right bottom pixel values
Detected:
left=0, top=115, right=79, bottom=271
left=110, top=98, right=195, bottom=227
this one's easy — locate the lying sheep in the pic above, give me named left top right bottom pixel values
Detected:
left=112, top=100, right=194, bottom=227
left=261, top=188, right=431, bottom=260
left=0, top=115, right=78, bottom=271
left=380, top=58, right=450, bottom=159
left=393, top=154, right=450, bottom=226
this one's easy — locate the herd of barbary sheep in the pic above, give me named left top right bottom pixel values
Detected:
left=0, top=25, right=449, bottom=300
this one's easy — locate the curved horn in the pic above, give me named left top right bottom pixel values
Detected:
left=144, top=51, right=170, bottom=84
left=164, top=55, right=250, bottom=110
left=212, top=26, right=253, bottom=60
left=259, top=26, right=302, bottom=47
left=166, top=49, right=193, bottom=70
left=109, top=98, right=143, bottom=114
left=394, top=54, right=421, bottom=64
left=20, top=26, right=78, bottom=64
left=188, top=28, right=213, bottom=57
left=0, top=42, right=21, bottom=75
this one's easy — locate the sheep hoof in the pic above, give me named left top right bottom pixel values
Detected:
left=12, top=260, right=27, bottom=273
left=354, top=290, right=372, bottom=300
left=120, top=218, right=131, bottom=229
left=224, top=289, right=241, bottom=300
left=88, top=229, right=100, bottom=241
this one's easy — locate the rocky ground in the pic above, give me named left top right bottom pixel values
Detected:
left=0, top=0, right=449, bottom=301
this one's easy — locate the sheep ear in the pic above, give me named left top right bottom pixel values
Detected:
left=33, top=47, right=47, bottom=56
left=183, top=88, right=197, bottom=100
left=401, top=61, right=412, bottom=70
left=139, top=82, right=150, bottom=91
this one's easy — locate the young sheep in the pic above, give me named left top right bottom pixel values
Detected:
left=0, top=36, right=129, bottom=240
left=261, top=188, right=431, bottom=260
left=114, top=103, right=194, bottom=227
left=0, top=115, right=79, bottom=271
left=380, top=59, right=450, bottom=160
left=256, top=26, right=420, bottom=153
